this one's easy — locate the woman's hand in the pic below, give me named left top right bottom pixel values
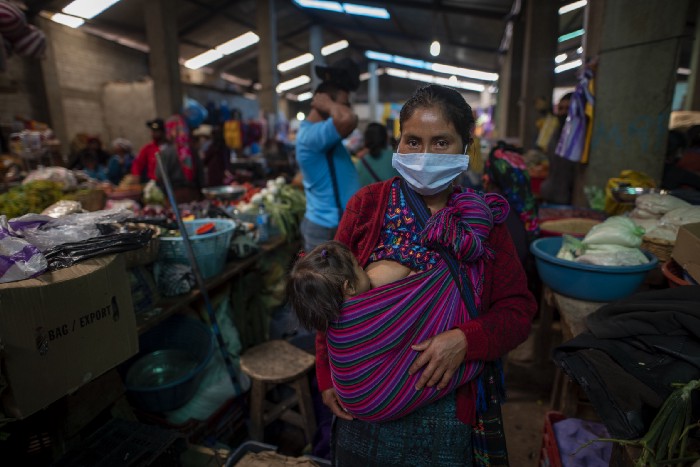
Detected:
left=321, top=388, right=354, bottom=420
left=409, top=329, right=467, bottom=391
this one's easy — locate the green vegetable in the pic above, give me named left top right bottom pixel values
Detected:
left=0, top=181, right=63, bottom=218
left=581, top=379, right=700, bottom=467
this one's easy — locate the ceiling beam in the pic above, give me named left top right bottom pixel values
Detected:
left=178, top=0, right=232, bottom=37
left=313, top=17, right=499, bottom=54
left=341, top=0, right=507, bottom=20
left=182, top=0, right=306, bottom=54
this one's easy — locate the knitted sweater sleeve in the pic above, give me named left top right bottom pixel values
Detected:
left=455, top=223, right=537, bottom=361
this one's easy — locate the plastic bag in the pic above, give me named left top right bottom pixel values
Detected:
left=43, top=230, right=153, bottom=270
left=41, top=200, right=83, bottom=218
left=0, top=215, right=47, bottom=283
left=575, top=244, right=650, bottom=266
left=22, top=166, right=77, bottom=190
left=582, top=216, right=645, bottom=248
left=635, top=193, right=689, bottom=216
left=659, top=206, right=700, bottom=227
left=556, top=234, right=585, bottom=261
left=165, top=297, right=250, bottom=424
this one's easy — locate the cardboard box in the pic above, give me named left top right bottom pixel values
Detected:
left=0, top=254, right=137, bottom=418
left=672, top=222, right=700, bottom=284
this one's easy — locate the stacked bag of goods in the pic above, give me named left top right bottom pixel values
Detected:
left=0, top=1, right=46, bottom=66
left=557, top=216, right=650, bottom=267
left=629, top=193, right=700, bottom=262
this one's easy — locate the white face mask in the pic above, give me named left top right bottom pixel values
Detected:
left=392, top=149, right=470, bottom=195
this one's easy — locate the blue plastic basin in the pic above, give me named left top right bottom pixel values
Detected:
left=530, top=237, right=658, bottom=302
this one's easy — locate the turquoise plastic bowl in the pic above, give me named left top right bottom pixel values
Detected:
left=530, top=237, right=658, bottom=302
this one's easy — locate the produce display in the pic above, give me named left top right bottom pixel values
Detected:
left=556, top=216, right=650, bottom=266
left=0, top=180, right=63, bottom=219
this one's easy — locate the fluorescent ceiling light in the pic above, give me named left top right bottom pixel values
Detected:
left=62, top=0, right=120, bottom=19
left=555, top=53, right=567, bottom=64
left=559, top=1, right=587, bottom=15
left=293, top=0, right=343, bottom=12
left=430, top=41, right=441, bottom=57
left=51, top=12, right=84, bottom=28
left=342, top=3, right=390, bottom=19
left=185, top=49, right=224, bottom=70
left=431, top=63, right=498, bottom=82
left=216, top=32, right=259, bottom=55
left=322, top=40, right=349, bottom=56
left=365, top=50, right=498, bottom=81
left=366, top=50, right=393, bottom=62
left=555, top=59, right=582, bottom=73
left=278, top=41, right=348, bottom=73
left=558, top=29, right=585, bottom=43
left=278, top=53, right=314, bottom=72
left=277, top=75, right=311, bottom=93
left=360, top=68, right=384, bottom=81
left=577, top=46, right=583, bottom=54
left=297, top=112, right=306, bottom=120
left=385, top=67, right=485, bottom=92
left=298, top=92, right=313, bottom=102
left=293, top=0, right=389, bottom=18
left=678, top=67, right=692, bottom=75
left=221, top=72, right=253, bottom=86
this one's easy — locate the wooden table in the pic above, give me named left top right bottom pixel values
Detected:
left=547, top=289, right=607, bottom=417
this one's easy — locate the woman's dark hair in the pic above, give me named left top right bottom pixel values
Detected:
left=287, top=240, right=358, bottom=331
left=364, top=122, right=388, bottom=159
left=399, top=84, right=475, bottom=150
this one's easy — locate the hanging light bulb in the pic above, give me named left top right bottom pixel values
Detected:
left=430, top=40, right=441, bottom=57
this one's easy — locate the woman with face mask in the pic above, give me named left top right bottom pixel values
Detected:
left=314, top=84, right=537, bottom=466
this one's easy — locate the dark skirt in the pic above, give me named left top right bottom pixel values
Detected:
left=333, top=392, right=473, bottom=467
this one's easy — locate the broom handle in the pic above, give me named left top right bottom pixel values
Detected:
left=156, top=151, right=241, bottom=394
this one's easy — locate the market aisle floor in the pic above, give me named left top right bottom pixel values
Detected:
left=502, top=321, right=562, bottom=467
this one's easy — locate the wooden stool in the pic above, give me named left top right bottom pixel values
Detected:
left=240, top=339, right=317, bottom=443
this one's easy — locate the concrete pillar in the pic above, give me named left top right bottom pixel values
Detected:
left=518, top=0, right=558, bottom=149
left=144, top=0, right=182, bottom=118
left=257, top=0, right=279, bottom=118
left=581, top=0, right=689, bottom=197
left=368, top=61, right=379, bottom=122
left=684, top=5, right=700, bottom=110
left=495, top=17, right=525, bottom=141
left=37, top=17, right=69, bottom=157
left=309, top=25, right=323, bottom=91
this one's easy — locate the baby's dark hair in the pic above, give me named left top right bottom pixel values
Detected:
left=287, top=240, right=358, bottom=331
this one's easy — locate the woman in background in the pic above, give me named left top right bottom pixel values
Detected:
left=354, top=122, right=399, bottom=186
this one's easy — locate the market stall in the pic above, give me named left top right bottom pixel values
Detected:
left=0, top=155, right=305, bottom=463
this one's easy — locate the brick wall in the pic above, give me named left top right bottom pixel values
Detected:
left=41, top=19, right=150, bottom=151
left=0, top=54, right=49, bottom=127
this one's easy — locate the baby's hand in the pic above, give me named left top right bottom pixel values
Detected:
left=366, top=260, right=413, bottom=288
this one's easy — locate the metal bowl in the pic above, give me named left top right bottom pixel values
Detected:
left=125, top=349, right=199, bottom=389
left=201, top=185, right=246, bottom=201
left=611, top=186, right=667, bottom=204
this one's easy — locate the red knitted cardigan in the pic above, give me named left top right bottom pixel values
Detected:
left=315, top=178, right=537, bottom=424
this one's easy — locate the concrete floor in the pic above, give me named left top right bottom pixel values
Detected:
left=502, top=321, right=562, bottom=467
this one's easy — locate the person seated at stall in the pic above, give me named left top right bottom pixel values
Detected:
left=80, top=151, right=107, bottom=181
left=203, top=126, right=231, bottom=187
left=106, top=138, right=134, bottom=185
left=71, top=136, right=110, bottom=170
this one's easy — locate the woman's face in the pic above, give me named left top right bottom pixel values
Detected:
left=398, top=106, right=463, bottom=154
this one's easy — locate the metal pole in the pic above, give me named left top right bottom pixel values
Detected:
left=156, top=150, right=241, bottom=394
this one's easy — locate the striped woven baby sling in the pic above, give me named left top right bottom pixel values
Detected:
left=326, top=182, right=510, bottom=426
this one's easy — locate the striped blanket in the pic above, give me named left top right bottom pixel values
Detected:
left=327, top=260, right=483, bottom=422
